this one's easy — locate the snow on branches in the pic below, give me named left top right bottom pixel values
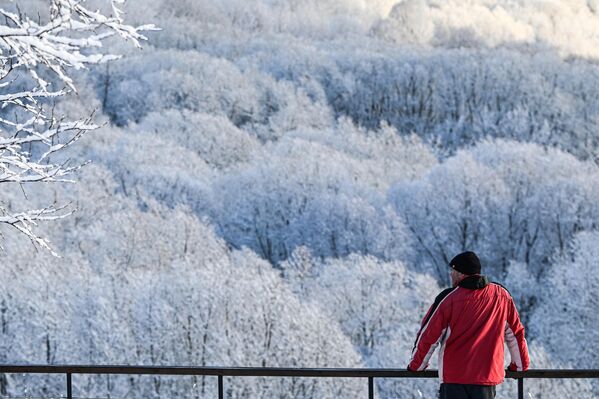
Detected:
left=0, top=0, right=158, bottom=253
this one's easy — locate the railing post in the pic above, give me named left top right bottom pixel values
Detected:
left=66, top=372, right=72, bottom=399
left=518, top=378, right=523, bottom=399
left=218, top=374, right=223, bottom=399
left=368, top=376, right=374, bottom=399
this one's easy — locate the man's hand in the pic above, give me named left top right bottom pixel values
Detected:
left=407, top=365, right=416, bottom=372
left=505, top=362, right=520, bottom=379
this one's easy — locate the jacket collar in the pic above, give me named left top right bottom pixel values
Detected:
left=458, top=274, right=488, bottom=289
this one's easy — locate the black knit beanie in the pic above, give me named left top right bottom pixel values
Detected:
left=449, top=251, right=481, bottom=275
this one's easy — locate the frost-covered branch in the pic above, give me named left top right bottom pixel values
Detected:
left=0, top=204, right=73, bottom=256
left=0, top=0, right=157, bottom=253
left=0, top=0, right=158, bottom=89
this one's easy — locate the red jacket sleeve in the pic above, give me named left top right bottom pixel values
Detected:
left=504, top=297, right=530, bottom=371
left=409, top=298, right=449, bottom=371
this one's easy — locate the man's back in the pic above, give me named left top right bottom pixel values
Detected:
left=409, top=274, right=529, bottom=386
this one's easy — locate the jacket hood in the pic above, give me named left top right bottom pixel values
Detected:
left=458, top=274, right=488, bottom=289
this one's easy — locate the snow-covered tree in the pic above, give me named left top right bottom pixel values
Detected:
left=531, top=231, right=599, bottom=395
left=283, top=253, right=438, bottom=358
left=282, top=251, right=441, bottom=398
left=212, top=134, right=413, bottom=264
left=390, top=139, right=599, bottom=281
left=0, top=0, right=156, bottom=251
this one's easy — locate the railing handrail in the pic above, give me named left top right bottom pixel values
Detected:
left=1, top=365, right=598, bottom=399
left=0, top=364, right=598, bottom=378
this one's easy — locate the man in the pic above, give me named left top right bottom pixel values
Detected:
left=408, top=251, right=529, bottom=399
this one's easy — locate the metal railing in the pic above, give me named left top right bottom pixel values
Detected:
left=0, top=365, right=598, bottom=399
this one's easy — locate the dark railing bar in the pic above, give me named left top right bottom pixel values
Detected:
left=218, top=375, right=223, bottom=399
left=66, top=372, right=72, bottom=399
left=368, top=376, right=374, bottom=399
left=0, top=365, right=598, bottom=379
left=518, top=378, right=523, bottom=399
left=0, top=365, right=434, bottom=377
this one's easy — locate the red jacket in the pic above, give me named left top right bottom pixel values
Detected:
left=408, top=275, right=529, bottom=385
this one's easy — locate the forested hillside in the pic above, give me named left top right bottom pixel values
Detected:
left=1, top=0, right=598, bottom=397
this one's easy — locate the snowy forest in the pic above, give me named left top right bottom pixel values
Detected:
left=1, top=0, right=598, bottom=397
